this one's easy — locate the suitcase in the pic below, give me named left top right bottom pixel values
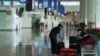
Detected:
left=69, top=36, right=81, bottom=55
left=60, top=48, right=77, bottom=56
left=58, top=42, right=65, bottom=54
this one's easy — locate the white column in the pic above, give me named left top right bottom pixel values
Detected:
left=80, top=0, right=87, bottom=24
left=95, top=0, right=100, bottom=28
left=81, top=0, right=100, bottom=28
left=87, top=0, right=96, bottom=23
left=87, top=0, right=100, bottom=28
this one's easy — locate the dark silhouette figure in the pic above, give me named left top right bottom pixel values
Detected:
left=49, top=24, right=62, bottom=56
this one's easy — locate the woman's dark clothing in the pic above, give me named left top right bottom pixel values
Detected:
left=49, top=26, right=61, bottom=54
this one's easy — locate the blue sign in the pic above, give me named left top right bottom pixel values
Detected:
left=63, top=6, right=65, bottom=15
left=54, top=0, right=57, bottom=10
left=57, top=1, right=61, bottom=14
left=38, top=0, right=43, bottom=9
left=48, top=0, right=52, bottom=8
left=60, top=5, right=64, bottom=15
left=57, top=2, right=65, bottom=16
left=60, top=5, right=65, bottom=15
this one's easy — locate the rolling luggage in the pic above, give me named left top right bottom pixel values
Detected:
left=60, top=48, right=77, bottom=56
left=58, top=42, right=65, bottom=54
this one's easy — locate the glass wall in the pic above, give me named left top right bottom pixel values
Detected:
left=13, top=1, right=25, bottom=7
left=0, top=0, right=26, bottom=7
left=4, top=1, right=11, bottom=6
left=0, top=1, right=1, bottom=6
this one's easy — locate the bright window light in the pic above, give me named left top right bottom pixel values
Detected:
left=13, top=1, right=20, bottom=6
left=61, top=1, right=80, bottom=6
left=4, top=1, right=11, bottom=6
left=14, top=1, right=26, bottom=6
left=35, top=1, right=80, bottom=6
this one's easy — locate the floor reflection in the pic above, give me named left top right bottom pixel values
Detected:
left=0, top=26, right=98, bottom=56
left=0, top=28, right=51, bottom=56
left=0, top=25, right=77, bottom=56
left=32, top=28, right=51, bottom=56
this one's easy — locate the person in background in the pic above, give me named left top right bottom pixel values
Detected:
left=49, top=24, right=62, bottom=56
left=57, top=26, right=64, bottom=43
left=74, top=21, right=78, bottom=30
left=57, top=25, right=65, bottom=54
left=75, top=29, right=87, bottom=56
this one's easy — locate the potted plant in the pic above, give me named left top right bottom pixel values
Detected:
left=35, top=18, right=40, bottom=28
left=86, top=28, right=100, bottom=40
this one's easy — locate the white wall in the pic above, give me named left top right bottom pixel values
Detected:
left=86, top=0, right=100, bottom=28
left=35, top=1, right=80, bottom=12
left=0, top=7, right=19, bottom=30
left=96, top=0, right=100, bottom=27
left=61, top=1, right=80, bottom=12
left=21, top=11, right=32, bottom=28
left=65, top=6, right=80, bottom=12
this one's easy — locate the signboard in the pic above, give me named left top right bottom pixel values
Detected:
left=48, top=0, right=52, bottom=8
left=38, top=0, right=43, bottom=9
left=43, top=1, right=48, bottom=8
left=60, top=5, right=65, bottom=15
left=54, top=0, right=57, bottom=10
left=57, top=1, right=60, bottom=15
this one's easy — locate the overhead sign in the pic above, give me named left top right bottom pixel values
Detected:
left=48, top=0, right=52, bottom=8
left=43, top=1, right=48, bottom=8
left=60, top=5, right=65, bottom=15
left=38, top=0, right=43, bottom=9
left=54, top=0, right=57, bottom=10
left=57, top=1, right=60, bottom=14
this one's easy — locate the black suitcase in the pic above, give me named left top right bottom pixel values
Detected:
left=69, top=36, right=81, bottom=55
left=58, top=42, right=65, bottom=54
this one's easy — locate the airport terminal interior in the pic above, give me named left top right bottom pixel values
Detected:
left=0, top=0, right=100, bottom=56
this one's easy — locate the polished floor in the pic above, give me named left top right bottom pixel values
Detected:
left=0, top=26, right=71, bottom=56
left=0, top=27, right=99, bottom=56
left=0, top=29, right=50, bottom=56
left=0, top=28, right=52, bottom=56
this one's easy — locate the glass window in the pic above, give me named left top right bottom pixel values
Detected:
left=13, top=1, right=20, bottom=6
left=0, top=1, right=1, bottom=6
left=4, top=1, right=11, bottom=6
left=20, top=3, right=26, bottom=7
left=43, top=1, right=48, bottom=8
left=13, top=1, right=25, bottom=7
